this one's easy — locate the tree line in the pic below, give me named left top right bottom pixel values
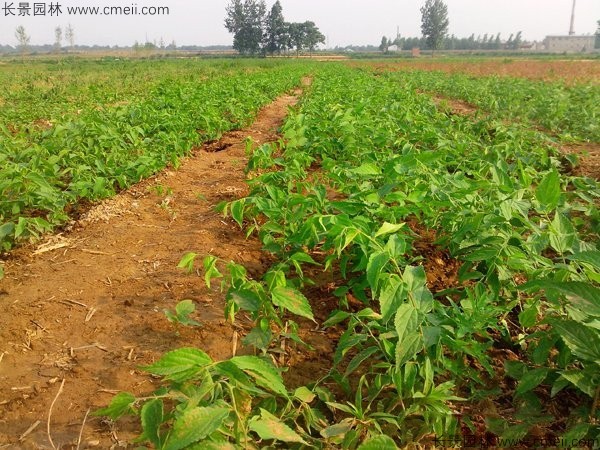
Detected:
left=380, top=32, right=525, bottom=52
left=225, top=0, right=325, bottom=55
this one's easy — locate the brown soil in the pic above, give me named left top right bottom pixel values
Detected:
left=0, top=87, right=322, bottom=449
left=356, top=59, right=600, bottom=85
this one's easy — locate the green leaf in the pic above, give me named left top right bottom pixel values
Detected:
left=515, top=368, right=548, bottom=396
left=230, top=355, right=288, bottom=397
left=568, top=251, right=600, bottom=270
left=228, top=289, right=261, bottom=312
left=249, top=409, right=306, bottom=444
left=379, top=275, right=406, bottom=323
left=320, top=420, right=354, bottom=438
left=175, top=299, right=195, bottom=317
left=140, top=399, right=163, bottom=448
left=403, top=265, right=433, bottom=312
left=230, top=199, right=245, bottom=228
left=271, top=286, right=314, bottom=321
left=561, top=423, right=591, bottom=445
left=0, top=222, right=15, bottom=241
left=535, top=169, right=561, bottom=211
left=395, top=332, right=422, bottom=368
left=142, top=348, right=212, bottom=382
left=294, top=386, right=316, bottom=403
left=345, top=346, right=380, bottom=377
left=351, top=163, right=380, bottom=176
left=549, top=212, right=576, bottom=254
left=367, top=251, right=389, bottom=294
left=358, top=435, right=399, bottom=450
left=394, top=303, right=419, bottom=342
left=163, top=407, right=229, bottom=450
left=93, top=392, right=136, bottom=420
left=203, top=256, right=222, bottom=288
left=177, top=252, right=197, bottom=274
left=551, top=319, right=600, bottom=363
left=374, top=222, right=405, bottom=238
left=560, top=370, right=596, bottom=397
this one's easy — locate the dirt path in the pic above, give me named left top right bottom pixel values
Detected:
left=0, top=88, right=304, bottom=449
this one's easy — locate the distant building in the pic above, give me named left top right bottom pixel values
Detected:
left=544, top=35, right=595, bottom=53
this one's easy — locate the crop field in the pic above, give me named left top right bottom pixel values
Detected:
left=0, top=58, right=599, bottom=448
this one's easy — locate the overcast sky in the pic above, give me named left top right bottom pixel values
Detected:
left=0, top=0, right=598, bottom=47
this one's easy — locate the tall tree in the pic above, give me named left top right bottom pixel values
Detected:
left=596, top=20, right=600, bottom=49
left=288, top=22, right=305, bottom=55
left=54, top=26, right=62, bottom=52
left=379, top=36, right=389, bottom=53
left=14, top=25, right=30, bottom=55
left=512, top=31, right=522, bottom=50
left=264, top=0, right=286, bottom=55
left=225, top=0, right=266, bottom=55
left=65, top=23, right=75, bottom=50
left=420, top=0, right=449, bottom=54
left=302, top=21, right=325, bottom=52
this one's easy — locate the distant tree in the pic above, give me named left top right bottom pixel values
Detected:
left=15, top=25, right=30, bottom=54
left=65, top=23, right=75, bottom=50
left=288, top=22, right=305, bottom=54
left=264, top=0, right=286, bottom=54
left=54, top=26, right=62, bottom=52
left=379, top=36, right=389, bottom=52
left=494, top=33, right=501, bottom=50
left=506, top=33, right=513, bottom=50
left=512, top=31, right=522, bottom=50
left=595, top=20, right=599, bottom=48
left=302, top=21, right=325, bottom=52
left=224, top=0, right=266, bottom=55
left=420, top=0, right=449, bottom=54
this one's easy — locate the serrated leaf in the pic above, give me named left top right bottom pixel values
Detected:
left=320, top=420, right=353, bottom=438
left=367, top=251, right=389, bottom=294
left=351, top=163, right=380, bottom=176
left=230, top=355, right=288, bottom=397
left=395, top=332, right=422, bottom=368
left=177, top=252, right=197, bottom=274
left=345, top=346, right=380, bottom=377
left=403, top=266, right=433, bottom=312
left=294, top=386, right=316, bottom=403
left=374, top=222, right=405, bottom=238
left=143, top=348, right=212, bottom=382
left=394, top=303, right=419, bottom=342
left=378, top=275, right=405, bottom=323
left=560, top=370, right=596, bottom=397
left=562, top=423, right=591, bottom=444
left=175, top=299, right=196, bottom=317
left=140, top=399, right=163, bottom=448
left=551, top=319, right=600, bottom=363
left=230, top=199, right=245, bottom=227
left=249, top=409, right=306, bottom=444
left=358, top=435, right=399, bottom=450
left=228, top=289, right=261, bottom=312
left=271, top=286, right=314, bottom=321
left=549, top=212, right=576, bottom=254
left=515, top=368, right=548, bottom=396
left=535, top=169, right=560, bottom=211
left=93, top=392, right=136, bottom=420
left=568, top=251, right=600, bottom=270
left=163, top=407, right=229, bottom=450
left=289, top=252, right=318, bottom=265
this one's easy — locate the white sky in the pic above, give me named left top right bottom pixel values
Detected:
left=0, top=0, right=598, bottom=47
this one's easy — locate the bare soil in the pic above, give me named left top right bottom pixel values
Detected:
left=0, top=87, right=328, bottom=449
left=356, top=59, right=600, bottom=85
